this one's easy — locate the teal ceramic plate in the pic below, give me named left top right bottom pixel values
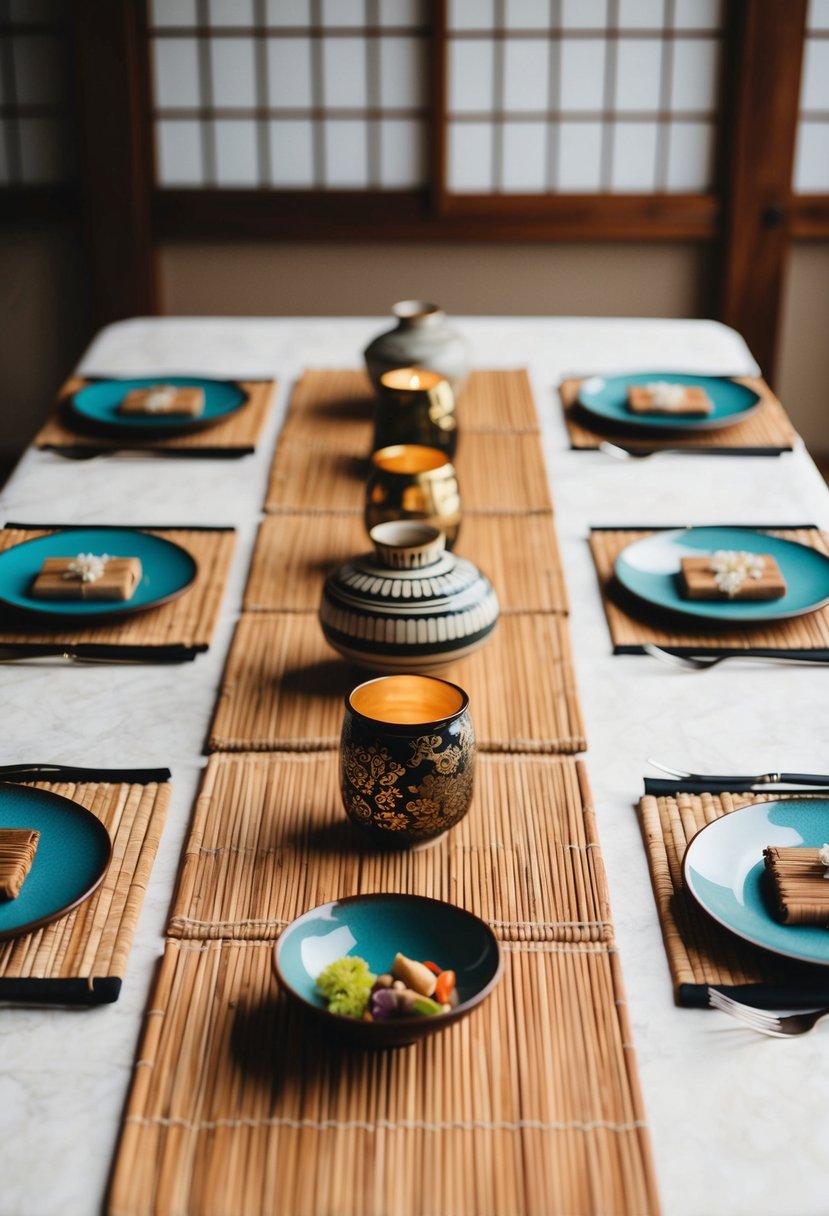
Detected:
left=683, top=799, right=829, bottom=966
left=0, top=527, right=197, bottom=620
left=68, top=376, right=247, bottom=435
left=273, top=893, right=503, bottom=1047
left=0, top=783, right=111, bottom=941
left=578, top=372, right=760, bottom=432
left=614, top=526, right=829, bottom=624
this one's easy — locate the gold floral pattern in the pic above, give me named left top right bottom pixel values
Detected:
left=343, top=744, right=405, bottom=797
left=341, top=712, right=475, bottom=841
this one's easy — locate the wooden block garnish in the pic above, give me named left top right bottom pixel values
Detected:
left=31, top=556, right=143, bottom=601
left=626, top=383, right=714, bottom=416
left=679, top=553, right=786, bottom=601
left=764, top=846, right=829, bottom=925
left=0, top=828, right=40, bottom=899
left=119, top=386, right=204, bottom=417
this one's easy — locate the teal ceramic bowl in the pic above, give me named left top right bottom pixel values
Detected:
left=273, top=894, right=502, bottom=1047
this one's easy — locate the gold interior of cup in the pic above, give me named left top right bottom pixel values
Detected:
left=380, top=367, right=445, bottom=392
left=371, top=444, right=450, bottom=475
left=350, top=675, right=465, bottom=724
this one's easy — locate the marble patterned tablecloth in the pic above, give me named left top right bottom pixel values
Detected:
left=1, top=316, right=827, bottom=1216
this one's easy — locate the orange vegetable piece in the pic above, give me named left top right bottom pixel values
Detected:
left=422, top=960, right=442, bottom=976
left=434, top=970, right=456, bottom=1004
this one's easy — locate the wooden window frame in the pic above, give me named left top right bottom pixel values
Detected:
left=54, top=0, right=827, bottom=380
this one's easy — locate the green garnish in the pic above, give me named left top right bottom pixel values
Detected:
left=316, top=956, right=377, bottom=1018
left=410, top=996, right=444, bottom=1017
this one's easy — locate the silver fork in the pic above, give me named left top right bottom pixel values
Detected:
left=708, top=988, right=829, bottom=1037
left=642, top=644, right=829, bottom=670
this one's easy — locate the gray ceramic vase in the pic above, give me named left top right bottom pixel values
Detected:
left=320, top=521, right=499, bottom=672
left=364, top=301, right=471, bottom=393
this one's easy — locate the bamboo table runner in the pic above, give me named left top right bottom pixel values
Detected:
left=243, top=510, right=568, bottom=614
left=110, top=938, right=655, bottom=1216
left=0, top=770, right=170, bottom=1004
left=111, top=754, right=658, bottom=1216
left=589, top=526, right=829, bottom=656
left=168, top=753, right=612, bottom=942
left=35, top=379, right=276, bottom=457
left=278, top=369, right=541, bottom=457
left=208, top=611, right=585, bottom=754
left=638, top=789, right=829, bottom=1008
left=560, top=376, right=797, bottom=454
left=0, top=525, right=236, bottom=659
left=109, top=366, right=660, bottom=1213
left=266, top=432, right=553, bottom=514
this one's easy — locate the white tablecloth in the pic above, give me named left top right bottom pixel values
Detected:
left=2, top=317, right=826, bottom=1216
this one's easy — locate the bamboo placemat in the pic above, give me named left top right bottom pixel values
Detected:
left=168, top=752, right=610, bottom=943
left=208, top=611, right=585, bottom=754
left=589, top=526, right=829, bottom=655
left=0, top=525, right=236, bottom=658
left=243, top=510, right=568, bottom=614
left=279, top=369, right=374, bottom=455
left=108, top=937, right=657, bottom=1216
left=35, top=378, right=276, bottom=457
left=638, top=789, right=829, bottom=1008
left=460, top=369, right=542, bottom=432
left=560, top=375, right=797, bottom=454
left=279, top=369, right=541, bottom=456
left=0, top=772, right=170, bottom=1004
left=265, top=433, right=552, bottom=515
left=453, top=431, right=553, bottom=512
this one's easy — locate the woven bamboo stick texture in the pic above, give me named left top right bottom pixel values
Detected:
left=108, top=938, right=658, bottom=1216
left=452, top=431, right=553, bottom=513
left=560, top=376, right=797, bottom=451
left=279, top=370, right=541, bottom=457
left=459, top=369, right=542, bottom=432
left=0, top=528, right=236, bottom=650
left=637, top=790, right=829, bottom=1003
left=279, top=369, right=374, bottom=455
left=589, top=527, right=829, bottom=652
left=243, top=510, right=568, bottom=615
left=168, top=753, right=611, bottom=943
left=265, top=433, right=552, bottom=516
left=208, top=612, right=585, bottom=754
left=0, top=779, right=169, bottom=991
left=35, top=379, right=276, bottom=453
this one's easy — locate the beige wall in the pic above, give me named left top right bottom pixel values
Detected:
left=777, top=244, right=829, bottom=457
left=160, top=241, right=713, bottom=321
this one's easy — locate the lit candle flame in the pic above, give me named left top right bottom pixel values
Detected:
left=409, top=374, right=421, bottom=390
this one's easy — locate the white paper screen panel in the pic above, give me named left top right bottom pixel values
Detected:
left=0, top=4, right=74, bottom=186
left=445, top=0, right=725, bottom=196
left=147, top=0, right=431, bottom=189
left=794, top=0, right=829, bottom=193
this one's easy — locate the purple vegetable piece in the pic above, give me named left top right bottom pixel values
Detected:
left=370, top=988, right=399, bottom=1019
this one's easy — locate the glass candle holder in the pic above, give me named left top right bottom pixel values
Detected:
left=364, top=443, right=461, bottom=548
left=340, top=673, right=475, bottom=847
left=374, top=367, right=457, bottom=457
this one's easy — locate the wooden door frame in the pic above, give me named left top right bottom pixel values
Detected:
left=73, top=0, right=158, bottom=329
left=718, top=0, right=808, bottom=382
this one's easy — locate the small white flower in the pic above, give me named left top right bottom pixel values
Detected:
left=142, top=386, right=177, bottom=412
left=820, top=843, right=829, bottom=878
left=709, top=550, right=765, bottom=598
left=64, top=552, right=110, bottom=584
left=643, top=381, right=686, bottom=409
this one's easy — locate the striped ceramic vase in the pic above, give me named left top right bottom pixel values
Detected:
left=320, top=521, right=499, bottom=672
